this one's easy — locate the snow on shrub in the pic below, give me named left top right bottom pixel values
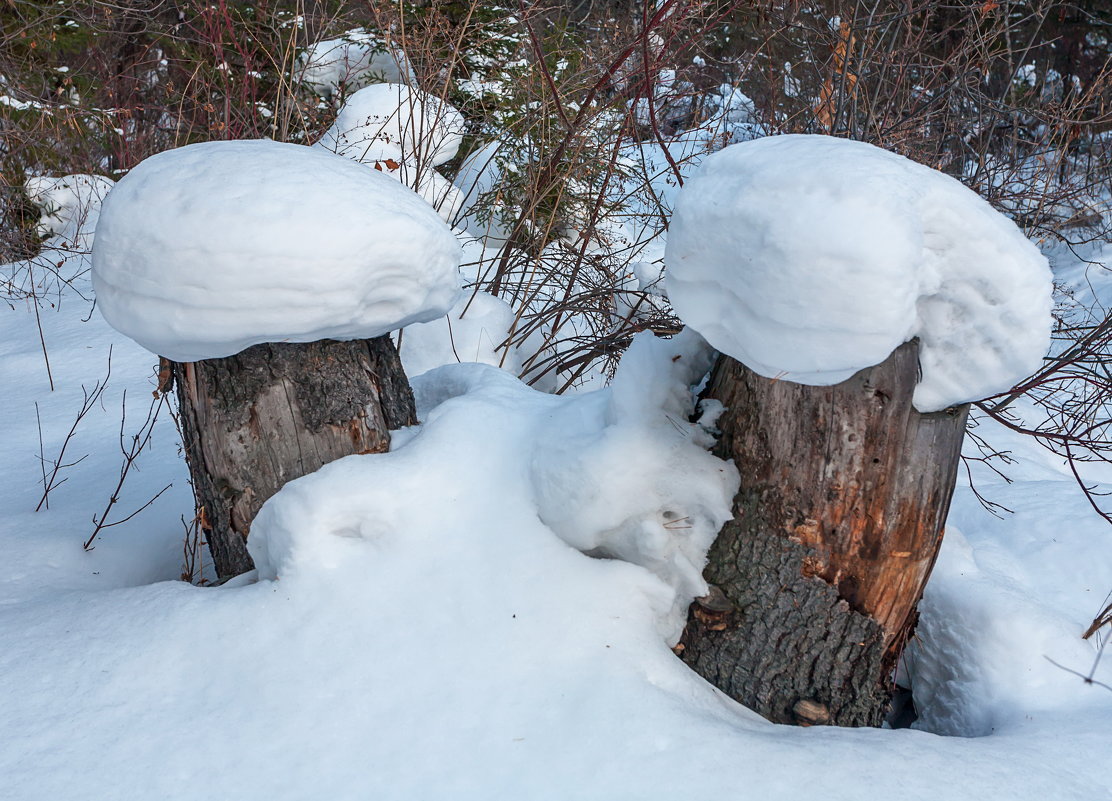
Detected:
left=313, top=83, right=466, bottom=221
left=23, top=174, right=114, bottom=242
left=314, top=83, right=465, bottom=168
left=451, top=140, right=513, bottom=246
left=91, top=139, right=462, bottom=362
left=2, top=173, right=113, bottom=300
left=295, top=28, right=414, bottom=99
left=665, top=134, right=1054, bottom=412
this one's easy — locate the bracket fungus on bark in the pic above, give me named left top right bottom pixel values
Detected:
left=664, top=134, right=1053, bottom=726
left=91, top=139, right=463, bottom=578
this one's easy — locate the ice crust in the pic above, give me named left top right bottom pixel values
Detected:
left=91, top=140, right=462, bottom=362
left=665, top=134, right=1054, bottom=411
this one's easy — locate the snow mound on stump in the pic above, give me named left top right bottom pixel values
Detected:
left=91, top=140, right=462, bottom=362
left=665, top=134, right=1053, bottom=412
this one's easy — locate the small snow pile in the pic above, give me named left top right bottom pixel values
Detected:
left=528, top=329, right=737, bottom=632
left=314, top=83, right=465, bottom=168
left=400, top=289, right=522, bottom=378
left=295, top=28, right=413, bottom=98
left=665, top=134, right=1054, bottom=412
left=24, top=174, right=114, bottom=242
left=91, top=140, right=462, bottom=362
left=1, top=173, right=113, bottom=297
left=451, top=141, right=512, bottom=245
left=313, top=83, right=466, bottom=220
left=250, top=329, right=738, bottom=640
left=629, top=69, right=695, bottom=133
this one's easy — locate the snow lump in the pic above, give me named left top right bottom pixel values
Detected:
left=295, top=29, right=414, bottom=98
left=312, top=83, right=467, bottom=222
left=313, top=83, right=465, bottom=168
left=24, top=174, right=114, bottom=242
left=91, top=140, right=462, bottom=362
left=665, top=134, right=1053, bottom=412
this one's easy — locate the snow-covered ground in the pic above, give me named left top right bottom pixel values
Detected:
left=2, top=170, right=1111, bottom=800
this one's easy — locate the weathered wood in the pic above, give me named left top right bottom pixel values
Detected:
left=680, top=339, right=968, bottom=727
left=172, top=336, right=416, bottom=579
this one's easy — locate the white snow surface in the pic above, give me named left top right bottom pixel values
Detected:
left=252, top=329, right=737, bottom=641
left=314, top=83, right=465, bottom=168
left=91, top=139, right=462, bottom=362
left=665, top=134, right=1054, bottom=411
left=3, top=132, right=1112, bottom=801
left=359, top=157, right=464, bottom=223
left=400, top=289, right=521, bottom=377
left=2, top=269, right=1111, bottom=798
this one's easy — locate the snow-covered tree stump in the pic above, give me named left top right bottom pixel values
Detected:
left=679, top=340, right=969, bottom=726
left=89, top=140, right=465, bottom=580
left=662, top=135, right=1052, bottom=726
left=172, top=337, right=416, bottom=579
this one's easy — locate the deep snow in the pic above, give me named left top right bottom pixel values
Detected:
left=1, top=268, right=1110, bottom=800
left=2, top=143, right=1111, bottom=800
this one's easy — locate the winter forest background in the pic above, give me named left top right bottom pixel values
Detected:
left=2, top=1, right=1112, bottom=798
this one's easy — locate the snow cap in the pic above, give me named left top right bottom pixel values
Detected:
left=314, top=83, right=465, bottom=168
left=92, top=140, right=462, bottom=362
left=665, top=134, right=1053, bottom=412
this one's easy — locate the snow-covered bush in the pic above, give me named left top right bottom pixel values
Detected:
left=313, top=83, right=464, bottom=168
left=295, top=28, right=413, bottom=100
left=312, top=83, right=466, bottom=221
left=2, top=172, right=111, bottom=302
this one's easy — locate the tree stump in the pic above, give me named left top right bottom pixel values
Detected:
left=679, top=339, right=968, bottom=727
left=172, top=336, right=416, bottom=579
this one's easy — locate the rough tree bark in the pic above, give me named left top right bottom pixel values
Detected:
left=172, top=336, right=416, bottom=580
left=679, top=339, right=968, bottom=727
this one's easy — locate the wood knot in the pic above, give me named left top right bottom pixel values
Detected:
left=692, top=585, right=733, bottom=631
left=792, top=699, right=831, bottom=726
left=790, top=518, right=820, bottom=543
